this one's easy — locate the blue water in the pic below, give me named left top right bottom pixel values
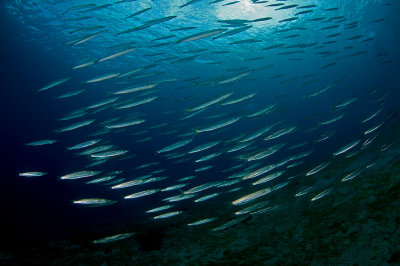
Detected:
left=1, top=0, right=399, bottom=254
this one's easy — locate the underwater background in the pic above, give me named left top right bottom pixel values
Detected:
left=1, top=0, right=400, bottom=264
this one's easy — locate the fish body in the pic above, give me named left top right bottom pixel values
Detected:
left=19, top=172, right=47, bottom=177
left=177, top=29, right=226, bottom=43
left=73, top=198, right=116, bottom=206
left=60, top=171, right=102, bottom=180
left=37, top=77, right=70, bottom=92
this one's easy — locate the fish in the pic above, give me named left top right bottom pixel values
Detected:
left=271, top=182, right=290, bottom=192
left=177, top=29, right=226, bottom=43
left=86, top=73, right=120, bottom=83
left=55, top=119, right=95, bottom=133
left=289, top=141, right=309, bottom=150
left=297, top=4, right=317, bottom=9
left=242, top=164, right=277, bottom=180
left=188, top=140, right=221, bottom=154
left=72, top=30, right=105, bottom=46
left=218, top=71, right=251, bottom=84
left=105, top=119, right=145, bottom=129
left=97, top=47, right=137, bottom=63
left=37, top=77, right=70, bottom=92
left=361, top=108, right=382, bottom=123
left=26, top=139, right=57, bottom=146
left=195, top=152, right=222, bottom=163
left=187, top=92, right=233, bottom=112
left=333, top=97, right=358, bottom=110
left=194, top=193, right=219, bottom=202
left=116, top=97, right=158, bottom=109
left=240, top=125, right=276, bottom=142
left=59, top=109, right=87, bottom=121
left=262, top=43, right=285, bottom=50
left=252, top=170, right=286, bottom=186
left=180, top=0, right=202, bottom=8
left=184, top=181, right=221, bottom=194
left=264, top=126, right=297, bottom=141
left=364, top=121, right=384, bottom=135
left=247, top=144, right=285, bottom=161
left=195, top=165, right=213, bottom=172
left=146, top=205, right=174, bottom=213
left=341, top=169, right=362, bottom=182
left=251, top=17, right=272, bottom=23
left=319, top=114, right=345, bottom=125
left=311, top=188, right=333, bottom=201
left=153, top=211, right=182, bottom=219
left=87, top=98, right=119, bottom=109
left=158, top=139, right=193, bottom=154
left=73, top=198, right=116, bottom=206
left=77, top=145, right=114, bottom=156
left=333, top=139, right=361, bottom=156
left=81, top=3, right=112, bottom=12
left=57, top=89, right=85, bottom=99
left=295, top=187, right=313, bottom=197
left=218, top=19, right=249, bottom=25
left=68, top=25, right=106, bottom=35
left=195, top=117, right=241, bottom=133
left=62, top=4, right=97, bottom=15
left=91, top=150, right=128, bottom=158
left=93, top=233, right=135, bottom=244
left=321, top=62, right=336, bottom=69
left=247, top=104, right=277, bottom=118
left=232, top=188, right=272, bottom=205
left=316, top=131, right=335, bottom=142
left=171, top=26, right=197, bottom=31
left=86, top=176, right=116, bottom=184
left=279, top=17, right=298, bottom=23
left=72, top=60, right=95, bottom=69
left=118, top=67, right=144, bottom=78
left=161, top=184, right=188, bottom=192
left=19, top=172, right=47, bottom=177
left=306, top=162, right=330, bottom=176
left=164, top=193, right=196, bottom=202
left=124, top=189, right=160, bottom=199
left=111, top=178, right=149, bottom=189
left=222, top=1, right=240, bottom=6
left=117, top=16, right=177, bottom=34
left=188, top=217, right=217, bottom=226
left=126, top=7, right=152, bottom=18
left=304, top=85, right=332, bottom=98
left=60, top=171, right=102, bottom=180
left=114, top=84, right=157, bottom=95
left=296, top=10, right=313, bottom=16
left=213, top=26, right=252, bottom=40
left=213, top=215, right=250, bottom=231
left=276, top=4, right=298, bottom=10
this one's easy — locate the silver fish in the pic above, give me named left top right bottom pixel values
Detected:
left=124, top=189, right=160, bottom=199
left=232, top=188, right=272, bottom=205
left=60, top=171, right=102, bottom=180
left=19, top=171, right=47, bottom=177
left=26, top=139, right=57, bottom=146
left=73, top=198, right=116, bottom=206
left=37, top=77, right=70, bottom=92
left=93, top=232, right=135, bottom=244
left=153, top=211, right=182, bottom=219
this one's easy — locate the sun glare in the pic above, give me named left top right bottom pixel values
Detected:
left=215, top=0, right=295, bottom=28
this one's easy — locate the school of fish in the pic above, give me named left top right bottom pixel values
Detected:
left=11, top=0, right=398, bottom=244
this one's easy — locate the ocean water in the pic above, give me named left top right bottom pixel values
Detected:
left=1, top=0, right=399, bottom=264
